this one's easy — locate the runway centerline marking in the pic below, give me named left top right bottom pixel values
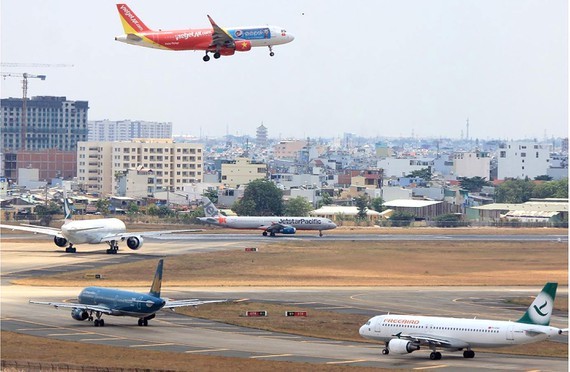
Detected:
left=185, top=348, right=229, bottom=353
left=413, top=365, right=448, bottom=370
left=250, top=354, right=293, bottom=359
left=326, top=359, right=368, bottom=365
left=130, top=343, right=175, bottom=348
left=80, top=337, right=124, bottom=342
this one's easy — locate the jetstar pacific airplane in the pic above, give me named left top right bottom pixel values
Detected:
left=359, top=282, right=568, bottom=360
left=115, top=3, right=294, bottom=61
left=198, top=197, right=337, bottom=237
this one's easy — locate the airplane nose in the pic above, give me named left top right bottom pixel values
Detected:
left=359, top=324, right=366, bottom=336
left=288, top=33, right=295, bottom=42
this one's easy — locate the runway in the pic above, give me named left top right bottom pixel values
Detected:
left=1, top=236, right=568, bottom=370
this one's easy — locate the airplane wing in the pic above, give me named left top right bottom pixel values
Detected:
left=98, top=229, right=202, bottom=242
left=0, top=223, right=62, bottom=237
left=395, top=332, right=470, bottom=349
left=207, top=15, right=235, bottom=49
left=164, top=298, right=227, bottom=309
left=29, top=300, right=113, bottom=315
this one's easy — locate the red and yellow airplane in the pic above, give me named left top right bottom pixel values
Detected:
left=115, top=4, right=294, bottom=61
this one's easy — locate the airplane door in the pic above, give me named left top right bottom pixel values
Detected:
left=506, top=325, right=514, bottom=341
left=374, top=321, right=382, bottom=333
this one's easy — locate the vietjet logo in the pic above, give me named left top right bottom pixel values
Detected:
left=218, top=216, right=227, bottom=224
left=120, top=4, right=144, bottom=32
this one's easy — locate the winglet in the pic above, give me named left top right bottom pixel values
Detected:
left=63, top=188, right=72, bottom=222
left=117, top=4, right=151, bottom=34
left=149, top=259, right=164, bottom=298
left=517, top=282, right=557, bottom=325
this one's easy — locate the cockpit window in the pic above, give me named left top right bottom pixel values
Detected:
left=281, top=29, right=286, bottom=33
left=366, top=321, right=371, bottom=325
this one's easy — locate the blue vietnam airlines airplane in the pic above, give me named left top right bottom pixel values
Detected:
left=30, top=259, right=226, bottom=327
left=359, top=282, right=567, bottom=360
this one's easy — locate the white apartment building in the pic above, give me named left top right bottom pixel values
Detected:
left=77, top=139, right=203, bottom=195
left=88, top=120, right=172, bottom=141
left=452, top=151, right=491, bottom=179
left=220, top=158, right=267, bottom=188
left=497, top=141, right=552, bottom=180
left=377, top=158, right=435, bottom=178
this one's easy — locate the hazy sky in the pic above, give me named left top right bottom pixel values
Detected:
left=1, top=0, right=568, bottom=140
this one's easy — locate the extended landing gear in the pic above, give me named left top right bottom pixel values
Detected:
left=138, top=318, right=149, bottom=326
left=262, top=231, right=268, bottom=236
left=106, top=241, right=119, bottom=254
left=268, top=45, right=275, bottom=57
left=429, top=351, right=442, bottom=360
left=203, top=51, right=221, bottom=62
left=65, top=244, right=76, bottom=253
left=463, top=350, right=475, bottom=358
left=93, top=312, right=105, bottom=327
left=381, top=348, right=389, bottom=355
left=319, top=230, right=323, bottom=237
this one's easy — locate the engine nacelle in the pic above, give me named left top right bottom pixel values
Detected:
left=234, top=40, right=252, bottom=52
left=71, top=308, right=89, bottom=321
left=281, top=226, right=296, bottom=234
left=388, top=339, right=420, bottom=354
left=54, top=236, right=68, bottom=247
left=126, top=236, right=144, bottom=250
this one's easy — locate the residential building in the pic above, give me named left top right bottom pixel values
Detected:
left=497, top=141, right=552, bottom=180
left=77, top=139, right=203, bottom=195
left=273, top=140, right=307, bottom=160
left=1, top=96, right=89, bottom=181
left=220, top=158, right=267, bottom=188
left=377, top=158, right=435, bottom=178
left=88, top=119, right=172, bottom=141
left=452, top=151, right=491, bottom=179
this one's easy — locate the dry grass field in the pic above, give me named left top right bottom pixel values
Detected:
left=14, top=240, right=568, bottom=287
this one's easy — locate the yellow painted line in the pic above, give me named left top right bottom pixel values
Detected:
left=17, top=327, right=61, bottom=331
left=130, top=343, right=175, bottom=348
left=185, top=348, right=228, bottom=353
left=250, top=354, right=293, bottom=359
left=326, top=360, right=368, bottom=365
left=413, top=365, right=448, bottom=370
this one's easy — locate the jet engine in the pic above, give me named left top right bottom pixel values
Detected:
left=126, top=236, right=144, bottom=250
left=388, top=339, right=420, bottom=354
left=281, top=226, right=296, bottom=234
left=71, top=308, right=89, bottom=321
left=234, top=40, right=252, bottom=52
left=54, top=236, right=68, bottom=247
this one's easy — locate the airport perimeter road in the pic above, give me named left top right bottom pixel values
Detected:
left=1, top=240, right=568, bottom=371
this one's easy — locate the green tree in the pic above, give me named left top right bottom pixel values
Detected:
left=495, top=179, right=534, bottom=203
left=204, top=189, right=219, bottom=203
left=157, top=205, right=174, bottom=218
left=232, top=179, right=283, bottom=216
left=96, top=198, right=110, bottom=214
left=389, top=211, right=415, bottom=227
left=284, top=196, right=313, bottom=216
left=434, top=213, right=463, bottom=227
left=551, top=178, right=568, bottom=198
left=534, top=175, right=553, bottom=181
left=370, top=197, right=384, bottom=212
left=316, top=192, right=333, bottom=209
left=406, top=168, right=432, bottom=181
left=458, top=176, right=490, bottom=192
left=354, top=194, right=369, bottom=220
left=35, top=202, right=62, bottom=226
left=126, top=202, right=140, bottom=222
left=147, top=204, right=159, bottom=216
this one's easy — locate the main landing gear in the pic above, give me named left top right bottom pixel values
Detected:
left=429, top=351, right=442, bottom=360
left=203, top=51, right=221, bottom=62
left=138, top=314, right=155, bottom=326
left=106, top=241, right=119, bottom=254
left=65, top=244, right=76, bottom=253
left=382, top=348, right=389, bottom=355
left=262, top=231, right=276, bottom=237
left=89, top=311, right=105, bottom=327
left=319, top=230, right=323, bottom=237
left=463, top=350, right=475, bottom=358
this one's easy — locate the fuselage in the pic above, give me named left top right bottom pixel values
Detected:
left=78, top=287, right=165, bottom=317
left=359, top=314, right=561, bottom=349
left=61, top=218, right=126, bottom=244
left=199, top=216, right=337, bottom=231
left=115, top=25, right=294, bottom=51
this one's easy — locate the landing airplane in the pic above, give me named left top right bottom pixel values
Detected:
left=0, top=191, right=199, bottom=254
left=198, top=197, right=337, bottom=237
left=359, top=282, right=567, bottom=360
left=30, top=259, right=225, bottom=327
left=115, top=3, right=294, bottom=61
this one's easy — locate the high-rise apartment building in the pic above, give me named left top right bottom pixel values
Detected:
left=77, top=139, right=203, bottom=195
left=1, top=96, right=88, bottom=180
left=88, top=119, right=172, bottom=141
left=497, top=141, right=552, bottom=180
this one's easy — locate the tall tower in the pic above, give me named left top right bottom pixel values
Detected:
left=256, top=123, right=268, bottom=148
left=466, top=118, right=470, bottom=141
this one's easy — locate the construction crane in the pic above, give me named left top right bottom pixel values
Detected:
left=1, top=62, right=74, bottom=68
left=1, top=72, right=47, bottom=150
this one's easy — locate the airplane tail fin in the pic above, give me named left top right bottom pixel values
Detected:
left=202, top=197, right=220, bottom=217
left=62, top=189, right=73, bottom=222
left=516, top=282, right=557, bottom=326
left=116, top=4, right=152, bottom=34
left=149, top=259, right=164, bottom=298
